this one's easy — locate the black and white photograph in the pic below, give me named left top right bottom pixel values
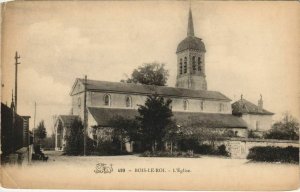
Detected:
left=1, top=0, right=299, bottom=190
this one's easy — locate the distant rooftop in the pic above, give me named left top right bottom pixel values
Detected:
left=232, top=98, right=274, bottom=116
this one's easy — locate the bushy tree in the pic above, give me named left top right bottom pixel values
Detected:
left=34, top=120, right=47, bottom=144
left=264, top=113, right=299, bottom=140
left=108, top=116, right=140, bottom=151
left=64, top=118, right=94, bottom=155
left=41, top=133, right=56, bottom=149
left=137, top=94, right=173, bottom=151
left=121, top=62, right=169, bottom=86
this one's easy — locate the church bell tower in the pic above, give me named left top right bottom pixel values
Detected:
left=176, top=8, right=207, bottom=91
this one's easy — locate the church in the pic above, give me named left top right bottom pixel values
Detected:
left=54, top=8, right=273, bottom=151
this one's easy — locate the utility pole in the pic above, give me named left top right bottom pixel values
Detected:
left=33, top=102, right=36, bottom=144
left=83, top=75, right=87, bottom=156
left=11, top=90, right=15, bottom=152
left=14, top=51, right=21, bottom=113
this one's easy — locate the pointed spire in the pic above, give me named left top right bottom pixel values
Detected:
left=187, top=7, right=194, bottom=37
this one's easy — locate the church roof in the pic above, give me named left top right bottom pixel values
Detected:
left=232, top=99, right=274, bottom=116
left=176, top=36, right=206, bottom=53
left=176, top=8, right=206, bottom=53
left=75, top=78, right=231, bottom=101
left=88, top=107, right=247, bottom=128
left=57, top=115, right=79, bottom=127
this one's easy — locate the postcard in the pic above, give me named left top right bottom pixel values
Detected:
left=1, top=0, right=299, bottom=190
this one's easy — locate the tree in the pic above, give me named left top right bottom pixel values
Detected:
left=41, top=133, right=56, bottom=149
left=264, top=113, right=299, bottom=140
left=163, top=120, right=179, bottom=154
left=137, top=94, right=173, bottom=151
left=108, top=116, right=140, bottom=152
left=64, top=118, right=85, bottom=155
left=34, top=120, right=47, bottom=144
left=121, top=62, right=169, bottom=86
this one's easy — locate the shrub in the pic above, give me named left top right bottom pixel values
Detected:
left=248, top=130, right=261, bottom=139
left=195, top=144, right=214, bottom=154
left=217, top=144, right=229, bottom=156
left=247, top=146, right=299, bottom=163
left=93, top=139, right=129, bottom=156
left=140, top=150, right=199, bottom=158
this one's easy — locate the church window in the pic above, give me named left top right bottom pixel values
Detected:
left=77, top=97, right=81, bottom=108
left=104, top=94, right=111, bottom=106
left=198, top=57, right=202, bottom=71
left=179, top=59, right=183, bottom=75
left=192, top=56, right=196, bottom=71
left=184, top=57, right=187, bottom=73
left=256, top=121, right=260, bottom=130
left=183, top=100, right=189, bottom=110
left=125, top=96, right=132, bottom=108
left=200, top=101, right=204, bottom=111
left=219, top=103, right=224, bottom=112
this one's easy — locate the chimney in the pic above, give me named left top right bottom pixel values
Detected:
left=258, top=94, right=263, bottom=112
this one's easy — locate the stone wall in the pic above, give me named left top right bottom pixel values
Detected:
left=220, top=138, right=299, bottom=159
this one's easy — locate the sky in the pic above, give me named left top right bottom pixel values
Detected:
left=1, top=1, right=300, bottom=135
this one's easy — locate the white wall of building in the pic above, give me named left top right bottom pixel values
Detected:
left=241, top=114, right=273, bottom=131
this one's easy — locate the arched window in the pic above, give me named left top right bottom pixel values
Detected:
left=104, top=94, right=111, bottom=106
left=200, top=101, right=204, bottom=111
left=219, top=103, right=224, bottom=112
left=125, top=96, right=132, bottom=108
left=183, top=100, right=189, bottom=110
left=192, top=56, right=196, bottom=71
left=256, top=121, right=260, bottom=130
left=198, top=57, right=202, bottom=71
left=179, top=59, right=183, bottom=75
left=184, top=57, right=187, bottom=73
left=77, top=97, right=81, bottom=108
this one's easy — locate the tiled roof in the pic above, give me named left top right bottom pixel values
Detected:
left=76, top=79, right=230, bottom=101
left=58, top=115, right=79, bottom=127
left=232, top=99, right=274, bottom=115
left=88, top=107, right=247, bottom=129
left=173, top=111, right=247, bottom=128
left=176, top=36, right=206, bottom=53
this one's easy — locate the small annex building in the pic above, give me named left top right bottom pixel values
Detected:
left=232, top=95, right=274, bottom=136
left=54, top=115, right=78, bottom=151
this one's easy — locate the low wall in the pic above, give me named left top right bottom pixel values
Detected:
left=4, top=145, right=33, bottom=165
left=220, top=138, right=299, bottom=159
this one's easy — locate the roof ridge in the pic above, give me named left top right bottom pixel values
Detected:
left=78, top=78, right=226, bottom=94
